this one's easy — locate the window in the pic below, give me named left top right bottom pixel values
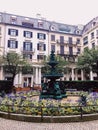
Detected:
left=76, top=38, right=80, bottom=44
left=92, top=43, right=95, bottom=48
left=22, top=22, right=33, bottom=28
left=37, top=33, right=46, bottom=40
left=96, top=30, right=98, bottom=35
left=8, top=29, right=18, bottom=36
left=38, top=21, right=43, bottom=28
left=10, top=16, right=17, bottom=24
left=0, top=27, right=1, bottom=34
left=51, top=35, right=55, bottom=41
left=23, top=54, right=32, bottom=59
left=37, top=55, right=45, bottom=60
left=24, top=31, right=32, bottom=38
left=0, top=37, right=1, bottom=46
left=68, top=37, right=73, bottom=44
left=8, top=40, right=18, bottom=48
left=37, top=43, right=46, bottom=51
left=60, top=36, right=64, bottom=43
left=23, top=42, right=32, bottom=51
left=77, top=48, right=81, bottom=54
left=69, top=47, right=73, bottom=55
left=60, top=45, right=64, bottom=54
left=83, top=36, right=88, bottom=45
left=51, top=45, right=55, bottom=51
left=91, top=32, right=94, bottom=39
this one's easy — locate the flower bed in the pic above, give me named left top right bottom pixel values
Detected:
left=0, top=91, right=98, bottom=116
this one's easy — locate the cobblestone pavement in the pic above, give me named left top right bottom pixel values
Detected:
left=0, top=118, right=98, bottom=130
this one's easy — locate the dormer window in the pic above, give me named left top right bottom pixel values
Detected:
left=92, top=22, right=96, bottom=27
left=22, top=22, right=33, bottom=28
left=76, top=30, right=80, bottom=34
left=38, top=21, right=43, bottom=28
left=10, top=16, right=17, bottom=24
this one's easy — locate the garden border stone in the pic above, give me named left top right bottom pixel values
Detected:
left=0, top=111, right=98, bottom=123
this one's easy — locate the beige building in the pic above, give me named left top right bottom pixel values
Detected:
left=48, top=24, right=83, bottom=81
left=82, top=16, right=98, bottom=80
left=0, top=12, right=97, bottom=88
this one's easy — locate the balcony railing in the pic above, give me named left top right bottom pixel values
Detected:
left=56, top=40, right=78, bottom=46
left=22, top=48, right=35, bottom=54
left=57, top=51, right=78, bottom=56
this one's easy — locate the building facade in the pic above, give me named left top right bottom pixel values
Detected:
left=0, top=12, right=97, bottom=88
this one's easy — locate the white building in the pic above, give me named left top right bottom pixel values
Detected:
left=0, top=12, right=97, bottom=88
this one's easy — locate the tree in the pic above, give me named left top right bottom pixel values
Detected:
left=3, top=52, right=33, bottom=86
left=41, top=54, right=68, bottom=75
left=77, top=47, right=98, bottom=79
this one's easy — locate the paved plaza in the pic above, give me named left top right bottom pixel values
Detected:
left=0, top=118, right=98, bottom=130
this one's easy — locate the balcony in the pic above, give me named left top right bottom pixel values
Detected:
left=56, top=40, right=77, bottom=46
left=22, top=48, right=35, bottom=54
left=57, top=51, right=77, bottom=56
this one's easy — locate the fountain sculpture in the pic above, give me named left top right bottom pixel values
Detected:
left=40, top=50, right=66, bottom=99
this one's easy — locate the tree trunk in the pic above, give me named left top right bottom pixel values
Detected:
left=11, top=74, right=16, bottom=87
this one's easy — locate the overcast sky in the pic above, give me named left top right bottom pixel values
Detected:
left=0, top=0, right=98, bottom=25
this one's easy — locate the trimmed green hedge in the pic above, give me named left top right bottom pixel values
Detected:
left=0, top=80, right=12, bottom=93
left=59, top=81, right=98, bottom=91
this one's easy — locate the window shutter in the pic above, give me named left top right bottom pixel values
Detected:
left=8, top=40, right=10, bottom=47
left=16, top=41, right=18, bottom=48
left=8, top=29, right=10, bottom=35
left=37, top=33, right=39, bottom=38
left=37, top=43, right=39, bottom=50
left=16, top=30, right=18, bottom=36
left=37, top=55, right=39, bottom=59
left=44, top=34, right=46, bottom=39
left=30, top=54, right=32, bottom=59
left=30, top=43, right=32, bottom=50
left=24, top=31, right=26, bottom=37
left=44, top=44, right=46, bottom=51
left=31, top=32, right=32, bottom=38
left=23, top=42, right=25, bottom=50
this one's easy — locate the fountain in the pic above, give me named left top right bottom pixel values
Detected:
left=40, top=50, right=66, bottom=99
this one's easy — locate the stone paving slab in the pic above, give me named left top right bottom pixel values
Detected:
left=0, top=118, right=98, bottom=130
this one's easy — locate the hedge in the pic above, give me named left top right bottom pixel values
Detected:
left=59, top=81, right=98, bottom=91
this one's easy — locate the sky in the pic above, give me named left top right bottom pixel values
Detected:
left=0, top=0, right=98, bottom=25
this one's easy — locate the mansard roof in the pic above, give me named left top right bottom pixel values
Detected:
left=82, top=16, right=98, bottom=34
left=0, top=12, right=83, bottom=35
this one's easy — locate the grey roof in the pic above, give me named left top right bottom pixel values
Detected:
left=82, top=16, right=98, bottom=34
left=0, top=12, right=83, bottom=35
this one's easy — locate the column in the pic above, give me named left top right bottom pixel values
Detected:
left=75, top=69, right=78, bottom=80
left=0, top=66, right=4, bottom=80
left=31, top=75, right=33, bottom=88
left=14, top=74, right=18, bottom=87
left=81, top=70, right=84, bottom=81
left=35, top=67, right=38, bottom=84
left=18, top=72, right=22, bottom=87
left=38, top=67, right=41, bottom=85
left=66, top=69, right=69, bottom=81
left=90, top=70, right=93, bottom=80
left=71, top=68, right=74, bottom=81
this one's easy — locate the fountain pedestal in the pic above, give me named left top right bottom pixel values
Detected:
left=40, top=50, right=66, bottom=99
